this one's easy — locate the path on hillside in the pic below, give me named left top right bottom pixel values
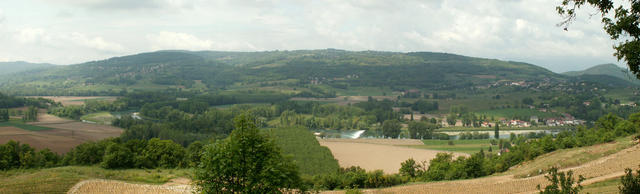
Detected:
left=322, top=143, right=640, bottom=194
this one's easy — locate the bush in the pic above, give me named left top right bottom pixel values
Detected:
left=537, top=167, right=584, bottom=194
left=141, top=138, right=185, bottom=168
left=312, top=166, right=407, bottom=190
left=620, top=167, right=640, bottom=194
left=399, top=158, right=419, bottom=178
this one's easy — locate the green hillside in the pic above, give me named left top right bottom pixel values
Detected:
left=0, top=61, right=54, bottom=75
left=267, top=127, right=339, bottom=176
left=564, top=63, right=640, bottom=85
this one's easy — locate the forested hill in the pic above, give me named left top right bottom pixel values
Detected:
left=0, top=49, right=628, bottom=96
left=0, top=61, right=54, bottom=75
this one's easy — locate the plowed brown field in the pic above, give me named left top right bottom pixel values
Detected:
left=0, top=113, right=122, bottom=153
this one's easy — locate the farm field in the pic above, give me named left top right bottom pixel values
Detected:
left=0, top=119, right=53, bottom=131
left=26, top=96, right=118, bottom=106
left=80, top=112, right=115, bottom=125
left=291, top=95, right=397, bottom=106
left=405, top=139, right=498, bottom=154
left=0, top=113, right=123, bottom=153
left=318, top=138, right=468, bottom=174
left=321, top=135, right=640, bottom=194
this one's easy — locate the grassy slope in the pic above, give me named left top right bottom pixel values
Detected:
left=499, top=135, right=636, bottom=178
left=0, top=166, right=191, bottom=194
left=405, top=139, right=498, bottom=154
left=267, top=127, right=340, bottom=176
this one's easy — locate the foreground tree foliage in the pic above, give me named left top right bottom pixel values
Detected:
left=194, top=114, right=304, bottom=193
left=537, top=167, right=584, bottom=194
left=558, top=0, right=640, bottom=77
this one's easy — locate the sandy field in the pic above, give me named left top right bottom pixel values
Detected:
left=26, top=96, right=117, bottom=106
left=0, top=113, right=123, bottom=153
left=67, top=179, right=194, bottom=194
left=318, top=139, right=468, bottom=174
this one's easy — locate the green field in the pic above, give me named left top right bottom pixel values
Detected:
left=0, top=166, right=191, bottom=194
left=405, top=139, right=498, bottom=154
left=80, top=112, right=114, bottom=125
left=0, top=120, right=53, bottom=131
left=266, top=127, right=340, bottom=176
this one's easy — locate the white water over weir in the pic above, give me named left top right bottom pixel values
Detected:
left=341, top=130, right=366, bottom=139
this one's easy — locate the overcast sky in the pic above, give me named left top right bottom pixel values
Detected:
left=0, top=0, right=626, bottom=72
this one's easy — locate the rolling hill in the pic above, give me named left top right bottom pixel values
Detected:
left=0, top=61, right=54, bottom=75
left=0, top=50, right=627, bottom=96
left=564, top=63, right=640, bottom=85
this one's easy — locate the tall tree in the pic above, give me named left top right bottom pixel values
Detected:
left=195, top=114, right=303, bottom=193
left=0, top=109, right=9, bottom=122
left=494, top=123, right=500, bottom=139
left=382, top=119, right=402, bottom=138
left=558, top=1, right=640, bottom=77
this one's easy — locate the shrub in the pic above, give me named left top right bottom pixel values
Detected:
left=537, top=167, right=584, bottom=194
left=619, top=167, right=640, bottom=194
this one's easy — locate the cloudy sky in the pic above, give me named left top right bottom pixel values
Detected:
left=0, top=0, right=625, bottom=72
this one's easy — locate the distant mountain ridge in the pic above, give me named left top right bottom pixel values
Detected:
left=0, top=50, right=632, bottom=95
left=563, top=63, right=640, bottom=85
left=0, top=61, right=54, bottom=75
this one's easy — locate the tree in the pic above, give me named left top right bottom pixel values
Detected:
left=0, top=109, right=8, bottom=122
left=494, top=123, right=500, bottom=139
left=185, top=141, right=204, bottom=168
left=141, top=138, right=185, bottom=168
left=619, top=166, right=640, bottom=194
left=101, top=143, right=133, bottom=169
left=195, top=114, right=303, bottom=193
left=408, top=121, right=432, bottom=139
left=22, top=106, right=38, bottom=122
left=382, top=120, right=402, bottom=138
left=399, top=158, right=420, bottom=178
left=558, top=1, right=640, bottom=77
left=537, top=167, right=585, bottom=194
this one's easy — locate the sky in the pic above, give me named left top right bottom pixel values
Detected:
left=0, top=0, right=627, bottom=72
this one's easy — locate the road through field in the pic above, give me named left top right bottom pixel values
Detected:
left=318, top=139, right=468, bottom=174
left=321, top=142, right=640, bottom=194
